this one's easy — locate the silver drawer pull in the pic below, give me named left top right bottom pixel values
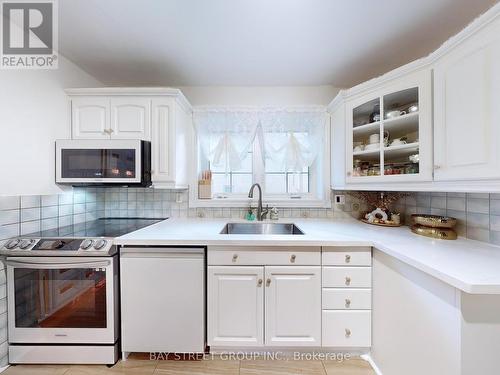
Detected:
left=345, top=328, right=351, bottom=337
left=266, top=278, right=271, bottom=287
left=232, top=254, right=238, bottom=262
left=345, top=254, right=351, bottom=263
left=345, top=276, right=351, bottom=286
left=345, top=298, right=351, bottom=308
left=257, top=279, right=263, bottom=287
left=290, top=254, right=296, bottom=263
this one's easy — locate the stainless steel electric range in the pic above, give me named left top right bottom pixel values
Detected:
left=0, top=217, right=165, bottom=365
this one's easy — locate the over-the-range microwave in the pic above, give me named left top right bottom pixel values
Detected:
left=56, top=139, right=151, bottom=187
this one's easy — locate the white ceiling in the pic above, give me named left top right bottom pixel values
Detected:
left=59, top=0, right=498, bottom=88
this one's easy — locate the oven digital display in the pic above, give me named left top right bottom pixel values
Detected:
left=32, top=239, right=82, bottom=251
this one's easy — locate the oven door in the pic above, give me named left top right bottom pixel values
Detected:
left=55, top=139, right=142, bottom=184
left=6, top=256, right=118, bottom=344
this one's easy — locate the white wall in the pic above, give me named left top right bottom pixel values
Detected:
left=179, top=85, right=339, bottom=106
left=0, top=56, right=102, bottom=196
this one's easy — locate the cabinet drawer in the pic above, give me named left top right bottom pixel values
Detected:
left=208, top=247, right=320, bottom=266
left=322, top=267, right=371, bottom=288
left=322, top=310, right=371, bottom=347
left=322, top=288, right=371, bottom=310
left=322, top=247, right=371, bottom=266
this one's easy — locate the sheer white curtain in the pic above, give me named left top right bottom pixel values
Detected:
left=259, top=109, right=326, bottom=172
left=194, top=109, right=259, bottom=171
left=194, top=107, right=327, bottom=195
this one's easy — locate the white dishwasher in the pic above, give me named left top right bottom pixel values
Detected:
left=120, top=247, right=205, bottom=357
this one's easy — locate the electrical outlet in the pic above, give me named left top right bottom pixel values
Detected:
left=334, top=195, right=346, bottom=205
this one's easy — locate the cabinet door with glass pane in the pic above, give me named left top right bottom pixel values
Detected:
left=345, top=69, right=432, bottom=183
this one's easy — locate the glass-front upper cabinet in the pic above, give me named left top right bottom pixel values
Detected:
left=345, top=69, right=432, bottom=183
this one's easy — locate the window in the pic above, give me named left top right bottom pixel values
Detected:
left=193, top=108, right=329, bottom=206
left=198, top=135, right=316, bottom=199
left=210, top=151, right=253, bottom=195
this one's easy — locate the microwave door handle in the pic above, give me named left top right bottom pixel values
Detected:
left=5, top=259, right=111, bottom=269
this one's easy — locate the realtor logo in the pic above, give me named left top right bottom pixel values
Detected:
left=1, top=0, right=58, bottom=69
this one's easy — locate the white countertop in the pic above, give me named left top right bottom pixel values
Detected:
left=115, top=218, right=500, bottom=295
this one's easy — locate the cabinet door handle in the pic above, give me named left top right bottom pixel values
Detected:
left=257, top=279, right=263, bottom=287
left=347, top=171, right=352, bottom=177
left=266, top=278, right=271, bottom=287
left=232, top=254, right=238, bottom=262
left=434, top=165, right=441, bottom=170
left=103, top=129, right=109, bottom=135
left=345, top=276, right=351, bottom=286
left=290, top=254, right=296, bottom=263
left=108, top=128, right=114, bottom=133
left=345, top=298, right=351, bottom=308
left=345, top=328, right=351, bottom=337
left=345, top=254, right=351, bottom=263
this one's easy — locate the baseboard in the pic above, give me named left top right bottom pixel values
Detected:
left=361, top=353, right=383, bottom=375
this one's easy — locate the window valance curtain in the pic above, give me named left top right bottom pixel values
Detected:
left=193, top=107, right=327, bottom=173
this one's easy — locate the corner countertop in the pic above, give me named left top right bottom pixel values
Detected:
left=115, top=218, right=500, bottom=295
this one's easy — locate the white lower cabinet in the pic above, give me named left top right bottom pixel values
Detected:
left=208, top=247, right=372, bottom=349
left=207, top=247, right=322, bottom=348
left=322, top=247, right=372, bottom=348
left=322, top=288, right=372, bottom=310
left=265, top=266, right=321, bottom=347
left=208, top=266, right=264, bottom=347
left=322, top=311, right=371, bottom=347
left=323, top=266, right=372, bottom=288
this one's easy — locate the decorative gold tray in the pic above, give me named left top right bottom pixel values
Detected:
left=411, top=224, right=457, bottom=240
left=361, top=219, right=402, bottom=227
left=411, top=214, right=457, bottom=228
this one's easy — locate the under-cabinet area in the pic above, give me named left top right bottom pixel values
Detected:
left=207, top=246, right=372, bottom=350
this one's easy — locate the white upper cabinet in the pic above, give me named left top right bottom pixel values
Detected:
left=433, top=16, right=500, bottom=181
left=345, top=69, right=432, bottom=184
left=265, top=266, right=321, bottom=347
left=71, top=97, right=110, bottom=139
left=330, top=95, right=346, bottom=189
left=110, top=97, right=151, bottom=140
left=66, top=88, right=193, bottom=188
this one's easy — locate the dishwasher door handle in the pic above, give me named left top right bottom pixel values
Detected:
left=120, top=249, right=204, bottom=258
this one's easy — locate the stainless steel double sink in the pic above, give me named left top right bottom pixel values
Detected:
left=220, top=222, right=304, bottom=235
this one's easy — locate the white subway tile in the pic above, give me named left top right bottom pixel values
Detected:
left=0, top=210, right=19, bottom=226
left=21, top=195, right=40, bottom=208
left=21, top=208, right=40, bottom=222
left=21, top=221, right=40, bottom=235
left=0, top=224, right=19, bottom=240
left=0, top=196, right=19, bottom=210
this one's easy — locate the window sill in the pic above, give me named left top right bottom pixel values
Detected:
left=189, top=197, right=332, bottom=208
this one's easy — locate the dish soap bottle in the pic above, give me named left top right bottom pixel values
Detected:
left=245, top=206, right=256, bottom=221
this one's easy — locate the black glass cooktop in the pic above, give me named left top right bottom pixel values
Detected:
left=24, top=217, right=166, bottom=238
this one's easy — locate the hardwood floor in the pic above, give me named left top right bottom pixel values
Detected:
left=2, top=355, right=376, bottom=375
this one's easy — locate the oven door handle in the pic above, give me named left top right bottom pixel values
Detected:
left=5, top=259, right=111, bottom=269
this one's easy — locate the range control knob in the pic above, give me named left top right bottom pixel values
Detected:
left=94, top=239, right=107, bottom=250
left=80, top=239, right=94, bottom=250
left=5, top=239, right=20, bottom=249
left=19, top=239, right=34, bottom=250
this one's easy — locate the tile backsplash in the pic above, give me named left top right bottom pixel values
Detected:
left=1, top=188, right=500, bottom=247
left=388, top=192, right=500, bottom=245
left=0, top=188, right=104, bottom=240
